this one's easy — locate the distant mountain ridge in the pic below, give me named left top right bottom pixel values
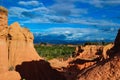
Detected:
left=33, top=32, right=113, bottom=44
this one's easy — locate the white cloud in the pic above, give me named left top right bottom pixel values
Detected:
left=8, top=6, right=120, bottom=27
left=9, top=7, right=27, bottom=18
left=38, top=27, right=99, bottom=40
left=8, top=6, right=50, bottom=19
left=47, top=27, right=98, bottom=33
left=34, top=27, right=117, bottom=41
left=8, top=0, right=120, bottom=27
left=45, top=15, right=68, bottom=23
left=80, top=0, right=120, bottom=8
left=36, top=27, right=98, bottom=37
left=23, top=17, right=50, bottom=23
left=71, top=18, right=120, bottom=27
left=18, top=1, right=42, bottom=7
left=49, top=0, right=87, bottom=16
left=31, top=7, right=49, bottom=14
left=80, top=0, right=103, bottom=8
left=33, top=27, right=117, bottom=41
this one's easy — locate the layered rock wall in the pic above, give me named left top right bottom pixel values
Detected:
left=78, top=29, right=120, bottom=80
left=0, top=7, right=8, bottom=73
left=0, top=7, right=41, bottom=73
left=0, top=7, right=66, bottom=80
left=8, top=22, right=40, bottom=68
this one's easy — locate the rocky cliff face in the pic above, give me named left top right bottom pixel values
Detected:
left=77, top=45, right=102, bottom=59
left=71, top=45, right=103, bottom=70
left=77, top=30, right=120, bottom=80
left=0, top=9, right=42, bottom=77
left=0, top=7, right=8, bottom=31
left=61, top=41, right=117, bottom=80
left=8, top=22, right=40, bottom=68
left=0, top=7, right=66, bottom=80
left=0, top=10, right=41, bottom=72
left=78, top=57, right=120, bottom=80
left=0, top=71, right=21, bottom=80
left=0, top=7, right=8, bottom=73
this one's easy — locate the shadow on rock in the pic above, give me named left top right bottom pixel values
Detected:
left=16, top=60, right=66, bottom=80
left=69, top=57, right=101, bottom=64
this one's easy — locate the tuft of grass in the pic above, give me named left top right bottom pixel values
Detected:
left=8, top=66, right=14, bottom=71
left=0, top=6, right=8, bottom=15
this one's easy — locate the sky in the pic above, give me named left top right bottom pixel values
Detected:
left=0, top=0, right=120, bottom=42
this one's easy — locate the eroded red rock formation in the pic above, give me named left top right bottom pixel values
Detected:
left=63, top=43, right=115, bottom=80
left=8, top=22, right=41, bottom=68
left=1, top=6, right=120, bottom=80
left=69, top=45, right=103, bottom=70
left=76, top=45, right=103, bottom=59
left=102, top=43, right=114, bottom=59
left=0, top=6, right=66, bottom=80
left=0, top=6, right=8, bottom=73
left=77, top=30, right=120, bottom=80
left=0, top=71, right=21, bottom=80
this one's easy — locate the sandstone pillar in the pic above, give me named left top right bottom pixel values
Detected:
left=0, top=6, right=8, bottom=73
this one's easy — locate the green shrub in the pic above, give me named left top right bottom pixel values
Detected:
left=8, top=66, right=14, bottom=71
left=34, top=44, right=75, bottom=60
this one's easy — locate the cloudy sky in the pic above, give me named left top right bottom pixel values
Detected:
left=1, top=0, right=120, bottom=42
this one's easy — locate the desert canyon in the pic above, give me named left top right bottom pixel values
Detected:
left=0, top=6, right=120, bottom=80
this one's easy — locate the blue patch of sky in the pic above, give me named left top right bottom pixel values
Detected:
left=1, top=0, right=120, bottom=42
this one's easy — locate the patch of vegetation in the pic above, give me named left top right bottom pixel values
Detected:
left=34, top=41, right=112, bottom=60
left=34, top=44, right=75, bottom=60
left=8, top=66, right=14, bottom=71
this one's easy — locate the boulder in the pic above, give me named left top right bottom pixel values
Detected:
left=102, top=43, right=114, bottom=59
